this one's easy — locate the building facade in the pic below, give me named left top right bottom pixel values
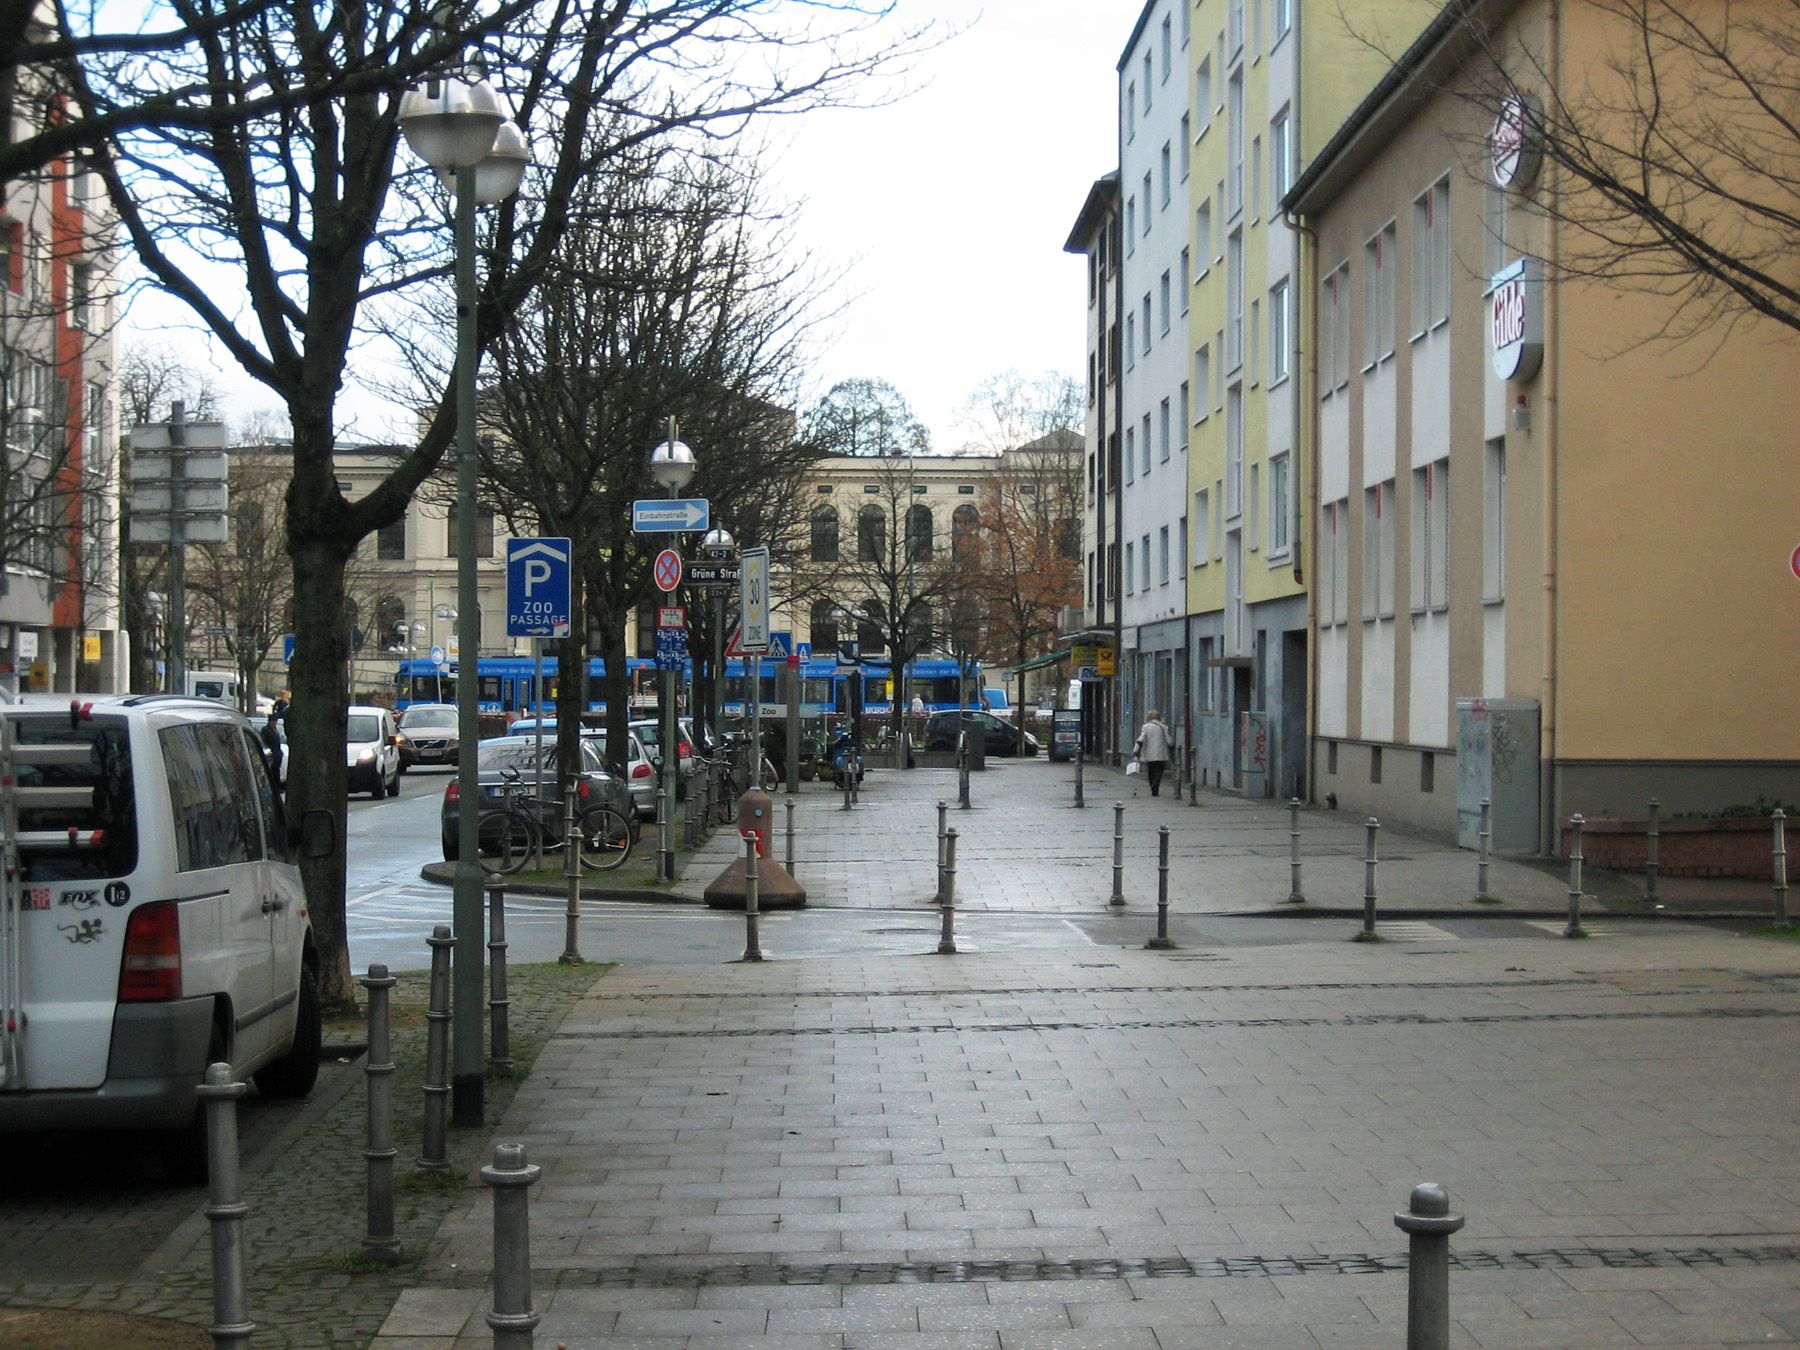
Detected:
left=1286, top=0, right=1800, bottom=848
left=1, top=26, right=123, bottom=696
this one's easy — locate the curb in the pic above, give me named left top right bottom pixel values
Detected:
left=417, top=860, right=711, bottom=905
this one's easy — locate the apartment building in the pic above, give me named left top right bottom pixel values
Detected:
left=1070, top=0, right=1431, bottom=788
left=1, top=31, right=123, bottom=694
left=1285, top=0, right=1800, bottom=849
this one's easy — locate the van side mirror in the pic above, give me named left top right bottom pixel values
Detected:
left=293, top=809, right=338, bottom=860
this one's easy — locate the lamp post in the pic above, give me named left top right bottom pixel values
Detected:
left=650, top=427, right=696, bottom=881
left=400, top=65, right=530, bottom=1128
left=701, top=525, right=735, bottom=758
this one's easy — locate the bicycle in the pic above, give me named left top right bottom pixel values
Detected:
left=478, top=768, right=635, bottom=875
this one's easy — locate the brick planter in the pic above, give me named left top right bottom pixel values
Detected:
left=1567, top=816, right=1784, bottom=879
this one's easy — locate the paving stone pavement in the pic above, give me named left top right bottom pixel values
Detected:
left=668, top=759, right=1596, bottom=918
left=368, top=765, right=1800, bottom=1350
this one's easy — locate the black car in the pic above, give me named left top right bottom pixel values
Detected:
left=441, top=736, right=635, bottom=859
left=923, top=709, right=1040, bottom=757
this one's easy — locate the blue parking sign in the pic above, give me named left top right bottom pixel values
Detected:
left=507, top=538, right=572, bottom=637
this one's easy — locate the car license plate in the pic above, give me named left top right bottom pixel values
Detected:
left=419, top=748, right=441, bottom=759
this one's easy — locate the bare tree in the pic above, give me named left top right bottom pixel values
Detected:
left=473, top=137, right=821, bottom=776
left=800, top=378, right=932, bottom=457
left=950, top=370, right=1083, bottom=455
left=59, top=0, right=935, bottom=1004
left=1447, top=0, right=1800, bottom=345
left=185, top=444, right=296, bottom=710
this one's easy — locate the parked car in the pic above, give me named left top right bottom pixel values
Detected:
left=440, top=735, right=635, bottom=860
left=502, top=720, right=659, bottom=820
left=0, top=693, right=336, bottom=1182
left=346, top=705, right=402, bottom=798
left=923, top=709, right=1041, bottom=757
left=631, top=717, right=695, bottom=777
left=397, top=702, right=459, bottom=770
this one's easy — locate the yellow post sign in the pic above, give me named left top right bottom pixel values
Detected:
left=82, top=635, right=102, bottom=662
left=1097, top=646, right=1116, bottom=677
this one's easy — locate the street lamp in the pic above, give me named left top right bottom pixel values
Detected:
left=701, top=525, right=735, bottom=759
left=649, top=428, right=696, bottom=881
left=399, top=64, right=529, bottom=1127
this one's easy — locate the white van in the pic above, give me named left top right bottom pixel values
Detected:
left=0, top=695, right=335, bottom=1181
left=185, top=670, right=242, bottom=706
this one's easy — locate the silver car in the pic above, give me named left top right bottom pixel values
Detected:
left=503, top=721, right=658, bottom=819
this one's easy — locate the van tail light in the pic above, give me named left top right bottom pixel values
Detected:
left=632, top=763, right=652, bottom=779
left=445, top=781, right=460, bottom=804
left=119, top=901, right=182, bottom=1001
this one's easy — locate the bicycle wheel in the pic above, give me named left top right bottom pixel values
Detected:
left=576, top=805, right=634, bottom=871
left=480, top=808, right=538, bottom=875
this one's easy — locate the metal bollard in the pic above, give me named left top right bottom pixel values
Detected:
left=741, top=834, right=764, bottom=962
left=486, top=880, right=514, bottom=1076
left=559, top=775, right=584, bottom=965
left=1110, top=801, right=1126, bottom=907
left=482, top=1142, right=542, bottom=1350
left=1147, top=824, right=1175, bottom=949
left=1074, top=744, right=1085, bottom=807
left=1394, top=1182, right=1464, bottom=1350
left=1776, top=809, right=1790, bottom=927
left=198, top=1062, right=253, bottom=1348
left=958, top=733, right=971, bottom=809
left=935, top=800, right=949, bottom=904
left=841, top=761, right=853, bottom=811
left=1475, top=797, right=1495, bottom=902
left=656, top=785, right=673, bottom=882
left=938, top=828, right=959, bottom=954
left=360, top=963, right=402, bottom=1264
left=418, top=924, right=453, bottom=1175
left=785, top=795, right=797, bottom=877
left=1286, top=797, right=1306, bottom=904
left=1565, top=814, right=1586, bottom=938
left=1645, top=797, right=1661, bottom=908
left=1357, top=817, right=1380, bottom=940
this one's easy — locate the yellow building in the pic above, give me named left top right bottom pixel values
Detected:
left=1285, top=0, right=1800, bottom=849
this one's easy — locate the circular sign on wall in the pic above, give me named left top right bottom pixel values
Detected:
left=1790, top=544, right=1800, bottom=580
left=1489, top=258, right=1544, bottom=382
left=1490, top=93, right=1544, bottom=190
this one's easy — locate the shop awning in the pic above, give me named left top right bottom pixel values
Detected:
left=1008, top=648, right=1071, bottom=676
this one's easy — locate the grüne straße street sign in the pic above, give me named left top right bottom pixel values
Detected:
left=685, top=561, right=740, bottom=584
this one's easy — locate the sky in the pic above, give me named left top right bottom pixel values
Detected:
left=120, top=1, right=1136, bottom=451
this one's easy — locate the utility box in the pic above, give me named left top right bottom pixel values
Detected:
left=1050, top=709, right=1081, bottom=762
left=1455, top=698, right=1540, bottom=855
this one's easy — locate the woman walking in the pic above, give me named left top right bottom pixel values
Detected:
left=1134, top=709, right=1173, bottom=797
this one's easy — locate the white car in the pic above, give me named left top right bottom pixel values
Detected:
left=346, top=705, right=401, bottom=799
left=0, top=694, right=337, bottom=1181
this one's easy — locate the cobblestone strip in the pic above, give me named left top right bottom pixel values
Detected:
left=0, top=961, right=605, bottom=1349
left=422, top=1243, right=1800, bottom=1292
left=555, top=1002, right=1800, bottom=1040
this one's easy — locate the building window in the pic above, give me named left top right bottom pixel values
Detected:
left=810, top=600, right=838, bottom=654
left=445, top=503, right=494, bottom=557
left=1159, top=398, right=1171, bottom=461
left=858, top=504, right=885, bottom=561
left=1125, top=541, right=1135, bottom=595
left=1196, top=199, right=1213, bottom=276
left=71, top=263, right=95, bottom=330
left=810, top=505, right=839, bottom=562
left=1160, top=271, right=1171, bottom=333
left=1142, top=293, right=1152, bottom=351
left=1125, top=426, right=1136, bottom=484
left=1269, top=453, right=1291, bottom=558
left=1320, top=264, right=1351, bottom=394
left=1363, top=479, right=1396, bottom=618
left=1318, top=501, right=1340, bottom=624
left=1194, top=488, right=1211, bottom=567
left=1180, top=247, right=1190, bottom=312
left=1227, top=228, right=1244, bottom=369
left=1274, top=0, right=1293, bottom=39
left=1158, top=525, right=1170, bottom=586
left=1126, top=82, right=1136, bottom=140
left=1142, top=173, right=1153, bottom=232
left=1141, top=533, right=1152, bottom=590
left=1249, top=461, right=1261, bottom=550
left=1270, top=108, right=1292, bottom=210
left=951, top=503, right=979, bottom=561
left=1196, top=57, right=1212, bottom=136
left=1126, top=312, right=1136, bottom=368
left=906, top=503, right=934, bottom=559
left=1142, top=413, right=1152, bottom=475
left=1411, top=458, right=1450, bottom=611
left=1364, top=223, right=1397, bottom=368
left=1269, top=280, right=1290, bottom=384
left=1160, top=142, right=1171, bottom=207
left=1180, top=114, right=1191, bottom=179
left=1413, top=177, right=1453, bottom=334
left=1194, top=345, right=1211, bottom=420
left=857, top=600, right=886, bottom=655
left=377, top=518, right=406, bottom=560
left=1160, top=14, right=1172, bottom=79
left=1179, top=381, right=1190, bottom=447
left=1484, top=438, right=1507, bottom=601
left=1228, top=69, right=1245, bottom=218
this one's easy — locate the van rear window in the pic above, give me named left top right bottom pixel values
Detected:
left=12, top=715, right=138, bottom=881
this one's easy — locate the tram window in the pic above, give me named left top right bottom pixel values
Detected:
left=804, top=678, right=833, bottom=704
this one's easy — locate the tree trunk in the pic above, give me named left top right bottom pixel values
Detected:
left=284, top=417, right=357, bottom=1011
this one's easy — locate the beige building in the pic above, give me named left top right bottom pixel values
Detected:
left=1285, top=0, right=1800, bottom=851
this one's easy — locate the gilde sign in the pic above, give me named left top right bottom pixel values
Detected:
left=1488, top=258, right=1544, bottom=382
left=1489, top=93, right=1543, bottom=190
